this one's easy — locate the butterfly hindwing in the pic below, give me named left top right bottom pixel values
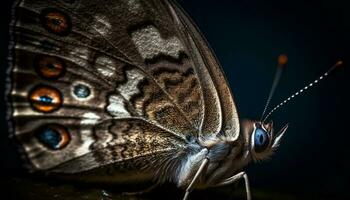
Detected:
left=49, top=119, right=184, bottom=174
left=8, top=0, right=239, bottom=178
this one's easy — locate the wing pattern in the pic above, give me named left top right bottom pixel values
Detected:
left=7, top=0, right=239, bottom=177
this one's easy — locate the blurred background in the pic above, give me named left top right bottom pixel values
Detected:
left=0, top=0, right=349, bottom=199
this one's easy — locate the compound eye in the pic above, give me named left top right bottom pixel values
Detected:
left=254, top=128, right=269, bottom=153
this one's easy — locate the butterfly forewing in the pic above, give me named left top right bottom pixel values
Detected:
left=166, top=0, right=240, bottom=140
left=7, top=0, right=239, bottom=179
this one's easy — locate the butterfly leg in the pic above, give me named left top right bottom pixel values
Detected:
left=213, top=171, right=251, bottom=200
left=183, top=158, right=209, bottom=200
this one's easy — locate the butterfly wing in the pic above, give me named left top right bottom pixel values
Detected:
left=164, top=0, right=240, bottom=140
left=7, top=0, right=239, bottom=177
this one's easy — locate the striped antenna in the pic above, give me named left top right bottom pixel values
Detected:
left=260, top=54, right=288, bottom=121
left=262, top=60, right=343, bottom=123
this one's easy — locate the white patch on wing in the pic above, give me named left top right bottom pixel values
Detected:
left=107, top=94, right=130, bottom=117
left=131, top=25, right=185, bottom=60
left=106, top=69, right=145, bottom=117
left=92, top=15, right=111, bottom=36
left=117, top=69, right=144, bottom=100
left=73, top=129, right=95, bottom=157
left=95, top=56, right=115, bottom=77
left=81, top=112, right=100, bottom=125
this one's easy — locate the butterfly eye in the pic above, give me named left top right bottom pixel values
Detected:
left=29, top=85, right=63, bottom=113
left=35, top=56, right=66, bottom=79
left=36, top=124, right=70, bottom=150
left=253, top=128, right=270, bottom=153
left=41, top=9, right=71, bottom=36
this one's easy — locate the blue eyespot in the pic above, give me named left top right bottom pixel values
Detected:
left=73, top=84, right=91, bottom=99
left=39, top=95, right=53, bottom=104
left=36, top=124, right=70, bottom=150
left=38, top=128, right=61, bottom=149
left=254, top=127, right=269, bottom=152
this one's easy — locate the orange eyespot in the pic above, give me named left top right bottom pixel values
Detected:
left=36, top=124, right=70, bottom=150
left=29, top=85, right=63, bottom=113
left=41, top=8, right=71, bottom=36
left=35, top=56, right=66, bottom=79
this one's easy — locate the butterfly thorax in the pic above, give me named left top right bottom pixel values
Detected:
left=175, top=133, right=252, bottom=189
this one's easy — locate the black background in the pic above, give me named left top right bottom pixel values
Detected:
left=0, top=0, right=349, bottom=199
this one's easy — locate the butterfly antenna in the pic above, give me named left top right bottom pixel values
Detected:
left=262, top=60, right=343, bottom=123
left=260, top=54, right=288, bottom=121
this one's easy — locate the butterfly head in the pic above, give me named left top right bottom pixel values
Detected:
left=242, top=57, right=342, bottom=162
left=241, top=119, right=288, bottom=161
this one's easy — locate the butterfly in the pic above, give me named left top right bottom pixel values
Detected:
left=6, top=0, right=292, bottom=199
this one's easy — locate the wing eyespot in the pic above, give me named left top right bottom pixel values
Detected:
left=40, top=8, right=72, bottom=36
left=73, top=83, right=91, bottom=99
left=36, top=124, right=70, bottom=150
left=28, top=85, right=63, bottom=113
left=35, top=56, right=66, bottom=80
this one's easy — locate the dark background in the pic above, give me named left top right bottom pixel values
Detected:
left=179, top=0, right=349, bottom=199
left=0, top=0, right=349, bottom=199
